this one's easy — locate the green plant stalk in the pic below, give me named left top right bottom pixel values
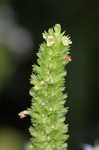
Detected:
left=28, top=24, right=72, bottom=150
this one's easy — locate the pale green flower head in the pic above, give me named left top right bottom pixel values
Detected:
left=42, top=24, right=72, bottom=47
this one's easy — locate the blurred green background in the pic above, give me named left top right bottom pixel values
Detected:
left=0, top=0, right=99, bottom=150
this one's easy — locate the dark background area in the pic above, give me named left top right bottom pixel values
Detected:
left=0, top=0, right=99, bottom=150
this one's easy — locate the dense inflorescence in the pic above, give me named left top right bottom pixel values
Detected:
left=28, top=24, right=72, bottom=150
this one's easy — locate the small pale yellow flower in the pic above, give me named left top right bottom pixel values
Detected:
left=47, top=36, right=55, bottom=46
left=51, top=125, right=55, bottom=129
left=34, top=85, right=39, bottom=90
left=49, top=107, right=53, bottom=111
left=40, top=81, right=44, bottom=85
left=62, top=36, right=72, bottom=46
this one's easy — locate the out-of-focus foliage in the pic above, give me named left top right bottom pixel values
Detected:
left=0, top=45, right=13, bottom=90
left=0, top=128, right=25, bottom=150
left=0, top=4, right=33, bottom=91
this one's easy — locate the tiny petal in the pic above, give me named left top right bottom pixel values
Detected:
left=43, top=34, right=46, bottom=39
left=64, top=56, right=72, bottom=62
left=47, top=36, right=55, bottom=46
left=18, top=110, right=28, bottom=119
left=62, top=36, right=72, bottom=46
left=41, top=103, right=45, bottom=107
